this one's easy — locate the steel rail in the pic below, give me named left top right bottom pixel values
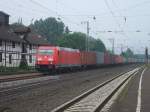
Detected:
left=0, top=73, right=44, bottom=83
left=51, top=67, right=142, bottom=112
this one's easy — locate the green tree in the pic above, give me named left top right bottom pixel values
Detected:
left=57, top=32, right=106, bottom=52
left=121, top=48, right=134, bottom=58
left=57, top=32, right=86, bottom=50
left=30, top=17, right=65, bottom=44
left=89, top=38, right=106, bottom=52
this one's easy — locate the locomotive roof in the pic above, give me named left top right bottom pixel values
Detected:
left=58, top=47, right=79, bottom=52
left=38, top=46, right=80, bottom=52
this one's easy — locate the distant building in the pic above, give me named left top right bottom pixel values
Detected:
left=0, top=11, right=9, bottom=26
left=0, top=11, right=50, bottom=67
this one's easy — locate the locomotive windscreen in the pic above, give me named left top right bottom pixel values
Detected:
left=38, top=49, right=54, bottom=55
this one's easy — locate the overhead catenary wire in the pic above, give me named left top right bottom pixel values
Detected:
left=111, top=0, right=127, bottom=29
left=104, top=0, right=133, bottom=40
left=10, top=0, right=59, bottom=24
left=30, top=0, right=98, bottom=36
left=3, top=0, right=150, bottom=21
left=11, top=0, right=127, bottom=37
left=10, top=0, right=86, bottom=32
left=104, top=0, right=122, bottom=29
left=15, top=0, right=53, bottom=15
left=52, top=0, right=150, bottom=18
left=29, top=0, right=85, bottom=28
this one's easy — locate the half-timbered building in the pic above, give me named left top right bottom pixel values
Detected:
left=0, top=11, right=50, bottom=68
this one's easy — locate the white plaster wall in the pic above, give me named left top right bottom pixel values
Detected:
left=0, top=40, right=38, bottom=68
left=0, top=41, right=21, bottom=67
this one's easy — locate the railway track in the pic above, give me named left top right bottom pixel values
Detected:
left=0, top=73, right=44, bottom=83
left=52, top=67, right=142, bottom=112
left=0, top=64, right=141, bottom=83
left=0, top=73, right=60, bottom=104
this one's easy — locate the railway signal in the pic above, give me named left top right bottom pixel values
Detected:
left=145, top=47, right=148, bottom=64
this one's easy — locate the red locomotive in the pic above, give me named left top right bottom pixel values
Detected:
left=36, top=46, right=81, bottom=71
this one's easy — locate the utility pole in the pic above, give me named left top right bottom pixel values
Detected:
left=81, top=21, right=90, bottom=51
left=87, top=21, right=90, bottom=51
left=117, top=44, right=124, bottom=54
left=120, top=44, right=123, bottom=54
left=109, top=38, right=115, bottom=54
left=112, top=39, right=114, bottom=54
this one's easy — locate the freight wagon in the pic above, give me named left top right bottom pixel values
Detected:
left=104, top=52, right=114, bottom=65
left=114, top=55, right=124, bottom=64
left=95, top=52, right=104, bottom=65
left=36, top=46, right=141, bottom=72
left=80, top=51, right=96, bottom=67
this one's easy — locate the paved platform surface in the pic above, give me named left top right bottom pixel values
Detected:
left=110, top=66, right=150, bottom=112
left=141, top=68, right=150, bottom=112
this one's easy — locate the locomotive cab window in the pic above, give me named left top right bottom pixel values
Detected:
left=39, top=49, right=54, bottom=55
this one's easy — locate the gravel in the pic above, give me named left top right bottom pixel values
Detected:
left=63, top=68, right=139, bottom=112
left=0, top=76, right=59, bottom=89
left=0, top=64, right=141, bottom=112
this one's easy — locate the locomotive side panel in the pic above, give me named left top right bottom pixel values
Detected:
left=56, top=47, right=81, bottom=68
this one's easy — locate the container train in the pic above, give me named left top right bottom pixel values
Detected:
left=36, top=46, right=144, bottom=71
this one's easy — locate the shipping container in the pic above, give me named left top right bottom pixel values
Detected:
left=122, top=57, right=127, bottom=63
left=104, top=52, right=112, bottom=64
left=81, top=51, right=96, bottom=66
left=114, top=55, right=123, bottom=64
left=57, top=47, right=81, bottom=67
left=95, top=52, right=104, bottom=65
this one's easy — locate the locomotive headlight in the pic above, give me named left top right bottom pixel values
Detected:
left=37, top=57, right=42, bottom=61
left=48, top=58, right=53, bottom=61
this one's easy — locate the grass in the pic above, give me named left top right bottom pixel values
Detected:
left=145, top=63, right=150, bottom=68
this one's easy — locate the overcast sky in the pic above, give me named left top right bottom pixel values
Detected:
left=1, top=0, right=150, bottom=54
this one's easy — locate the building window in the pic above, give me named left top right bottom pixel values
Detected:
left=12, top=42, right=15, bottom=48
left=29, top=44, right=32, bottom=50
left=9, top=54, right=12, bottom=64
left=0, top=40, right=2, bottom=46
left=0, top=53, right=2, bottom=62
left=29, top=55, right=32, bottom=63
